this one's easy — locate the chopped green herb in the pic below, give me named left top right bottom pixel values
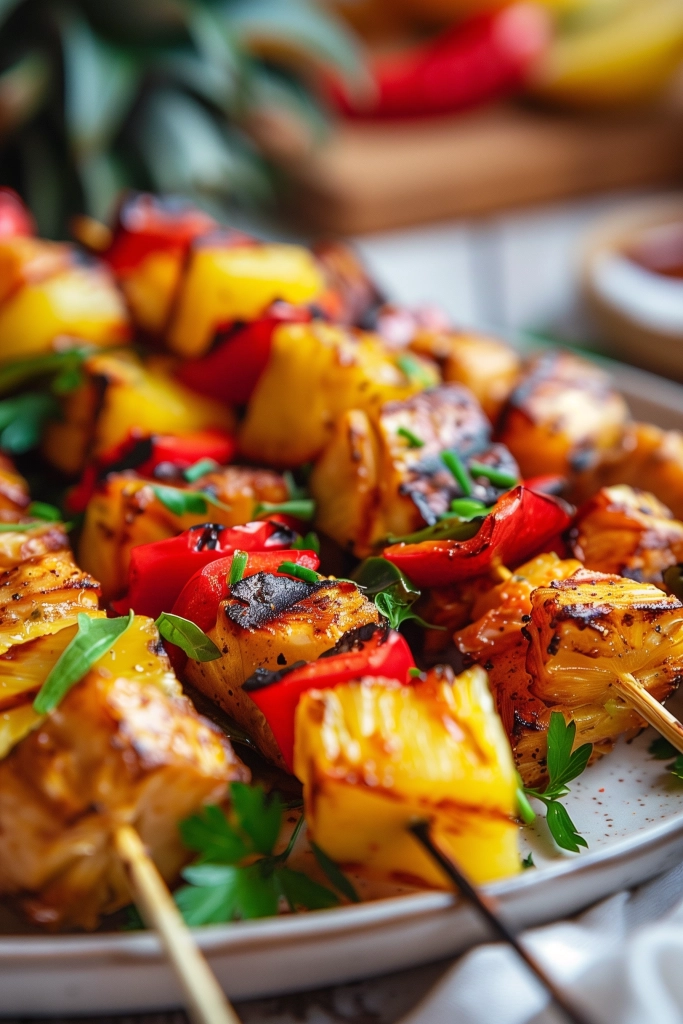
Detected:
left=441, top=450, right=473, bottom=497
left=468, top=462, right=518, bottom=490
left=516, top=783, right=537, bottom=826
left=522, top=713, right=591, bottom=853
left=229, top=550, right=249, bottom=586
left=374, top=590, right=444, bottom=631
left=352, top=557, right=443, bottom=631
left=397, top=426, right=424, bottom=449
left=33, top=611, right=134, bottom=714
left=386, top=516, right=483, bottom=545
left=0, top=349, right=90, bottom=396
left=408, top=667, right=425, bottom=680
left=155, top=612, right=221, bottom=662
left=173, top=784, right=340, bottom=925
left=0, top=521, right=45, bottom=533
left=311, top=842, right=360, bottom=903
left=277, top=561, right=320, bottom=584
left=283, top=470, right=308, bottom=501
left=151, top=484, right=231, bottom=517
left=0, top=392, right=59, bottom=454
left=671, top=756, right=683, bottom=781
left=27, top=501, right=62, bottom=522
left=649, top=736, right=678, bottom=759
left=254, top=499, right=315, bottom=521
left=521, top=852, right=535, bottom=870
left=449, top=498, right=492, bottom=519
left=396, top=353, right=436, bottom=389
left=183, top=458, right=219, bottom=483
left=292, top=531, right=320, bottom=554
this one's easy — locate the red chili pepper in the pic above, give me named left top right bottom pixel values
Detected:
left=383, top=486, right=573, bottom=588
left=177, top=303, right=311, bottom=405
left=332, top=3, right=549, bottom=119
left=110, top=520, right=299, bottom=620
left=247, top=629, right=415, bottom=772
left=172, top=549, right=321, bottom=635
left=65, top=428, right=236, bottom=514
left=0, top=188, right=34, bottom=238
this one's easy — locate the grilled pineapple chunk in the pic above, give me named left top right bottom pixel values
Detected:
left=0, top=236, right=129, bottom=360
left=239, top=321, right=438, bottom=467
left=295, top=665, right=520, bottom=888
left=498, top=350, right=629, bottom=479
left=570, top=485, right=683, bottom=584
left=185, top=573, right=381, bottom=770
left=410, top=329, right=521, bottom=423
left=311, top=385, right=519, bottom=556
left=78, top=465, right=288, bottom=602
left=0, top=521, right=70, bottom=569
left=0, top=614, right=247, bottom=929
left=42, top=351, right=234, bottom=476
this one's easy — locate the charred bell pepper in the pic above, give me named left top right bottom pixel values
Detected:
left=244, top=627, right=415, bottom=773
left=66, top=428, right=236, bottom=514
left=111, top=519, right=299, bottom=620
left=383, top=485, right=573, bottom=588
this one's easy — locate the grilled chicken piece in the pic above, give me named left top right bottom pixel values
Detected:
left=78, top=465, right=288, bottom=602
left=570, top=485, right=683, bottom=584
left=570, top=422, right=683, bottom=520
left=311, top=384, right=519, bottom=556
left=239, top=321, right=439, bottom=467
left=295, top=665, right=519, bottom=888
left=0, top=614, right=246, bottom=930
left=184, top=573, right=381, bottom=770
left=42, top=350, right=234, bottom=476
left=409, top=330, right=521, bottom=423
left=0, top=548, right=100, bottom=655
left=0, top=235, right=129, bottom=360
left=498, top=350, right=629, bottom=479
left=0, top=453, right=30, bottom=519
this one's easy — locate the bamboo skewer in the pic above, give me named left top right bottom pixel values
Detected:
left=410, top=821, right=595, bottom=1024
left=613, top=671, right=683, bottom=756
left=115, top=825, right=242, bottom=1024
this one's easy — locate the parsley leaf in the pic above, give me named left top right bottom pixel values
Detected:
left=311, top=842, right=360, bottom=903
left=521, top=712, right=591, bottom=853
left=521, top=852, right=535, bottom=869
left=33, top=611, right=134, bottom=714
left=155, top=612, right=221, bottom=662
left=649, top=736, right=678, bottom=760
left=179, top=804, right=249, bottom=864
left=230, top=781, right=283, bottom=855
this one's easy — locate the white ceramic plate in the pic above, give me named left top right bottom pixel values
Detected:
left=4, top=359, right=683, bottom=1017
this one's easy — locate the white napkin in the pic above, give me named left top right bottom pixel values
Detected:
left=400, top=863, right=683, bottom=1024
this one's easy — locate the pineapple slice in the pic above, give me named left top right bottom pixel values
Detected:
left=311, top=384, right=519, bottom=556
left=570, top=485, right=683, bottom=584
left=239, top=321, right=438, bottom=467
left=0, top=614, right=247, bottom=929
left=78, top=464, right=288, bottom=602
left=295, top=665, right=520, bottom=888
left=498, top=350, right=629, bottom=479
left=0, top=521, right=70, bottom=570
left=185, top=574, right=381, bottom=770
left=42, top=350, right=234, bottom=476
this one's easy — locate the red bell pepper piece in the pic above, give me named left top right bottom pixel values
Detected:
left=0, top=188, right=34, bottom=238
left=172, top=549, right=320, bottom=635
left=332, top=3, right=549, bottom=119
left=246, top=629, right=415, bottom=772
left=66, top=428, right=236, bottom=514
left=110, top=520, right=299, bottom=620
left=383, top=486, right=573, bottom=588
left=177, top=303, right=312, bottom=405
left=104, top=192, right=219, bottom=273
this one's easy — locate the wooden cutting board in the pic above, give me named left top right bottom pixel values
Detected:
left=278, top=98, right=683, bottom=234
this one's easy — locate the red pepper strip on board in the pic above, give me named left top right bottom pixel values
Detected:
left=0, top=187, right=34, bottom=237
left=65, top=427, right=236, bottom=513
left=110, top=520, right=299, bottom=620
left=177, top=303, right=312, bottom=405
left=331, top=3, right=549, bottom=119
left=383, top=486, right=573, bottom=588
left=245, top=629, right=415, bottom=772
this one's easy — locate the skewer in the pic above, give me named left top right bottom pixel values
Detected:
left=115, top=825, right=242, bottom=1024
left=612, top=671, right=683, bottom=756
left=410, top=821, right=595, bottom=1024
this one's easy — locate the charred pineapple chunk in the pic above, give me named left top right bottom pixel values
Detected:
left=295, top=665, right=519, bottom=888
left=78, top=464, right=288, bottom=602
left=42, top=351, right=234, bottom=476
left=239, top=321, right=438, bottom=467
left=311, top=384, right=519, bottom=556
left=570, top=485, right=683, bottom=584
left=0, top=614, right=247, bottom=930
left=410, top=329, right=521, bottom=423
left=185, top=573, right=381, bottom=770
left=0, top=521, right=70, bottom=570
left=498, top=350, right=629, bottom=479
left=0, top=236, right=129, bottom=360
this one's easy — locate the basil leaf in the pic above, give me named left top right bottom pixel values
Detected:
left=151, top=485, right=208, bottom=516
left=184, top=457, right=219, bottom=483
left=311, top=841, right=360, bottom=903
left=155, top=611, right=221, bottom=662
left=33, top=611, right=134, bottom=714
left=544, top=801, right=588, bottom=853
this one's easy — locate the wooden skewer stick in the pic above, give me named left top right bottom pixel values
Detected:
left=115, top=825, right=242, bottom=1024
left=612, top=671, right=683, bottom=756
left=410, top=821, right=595, bottom=1024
